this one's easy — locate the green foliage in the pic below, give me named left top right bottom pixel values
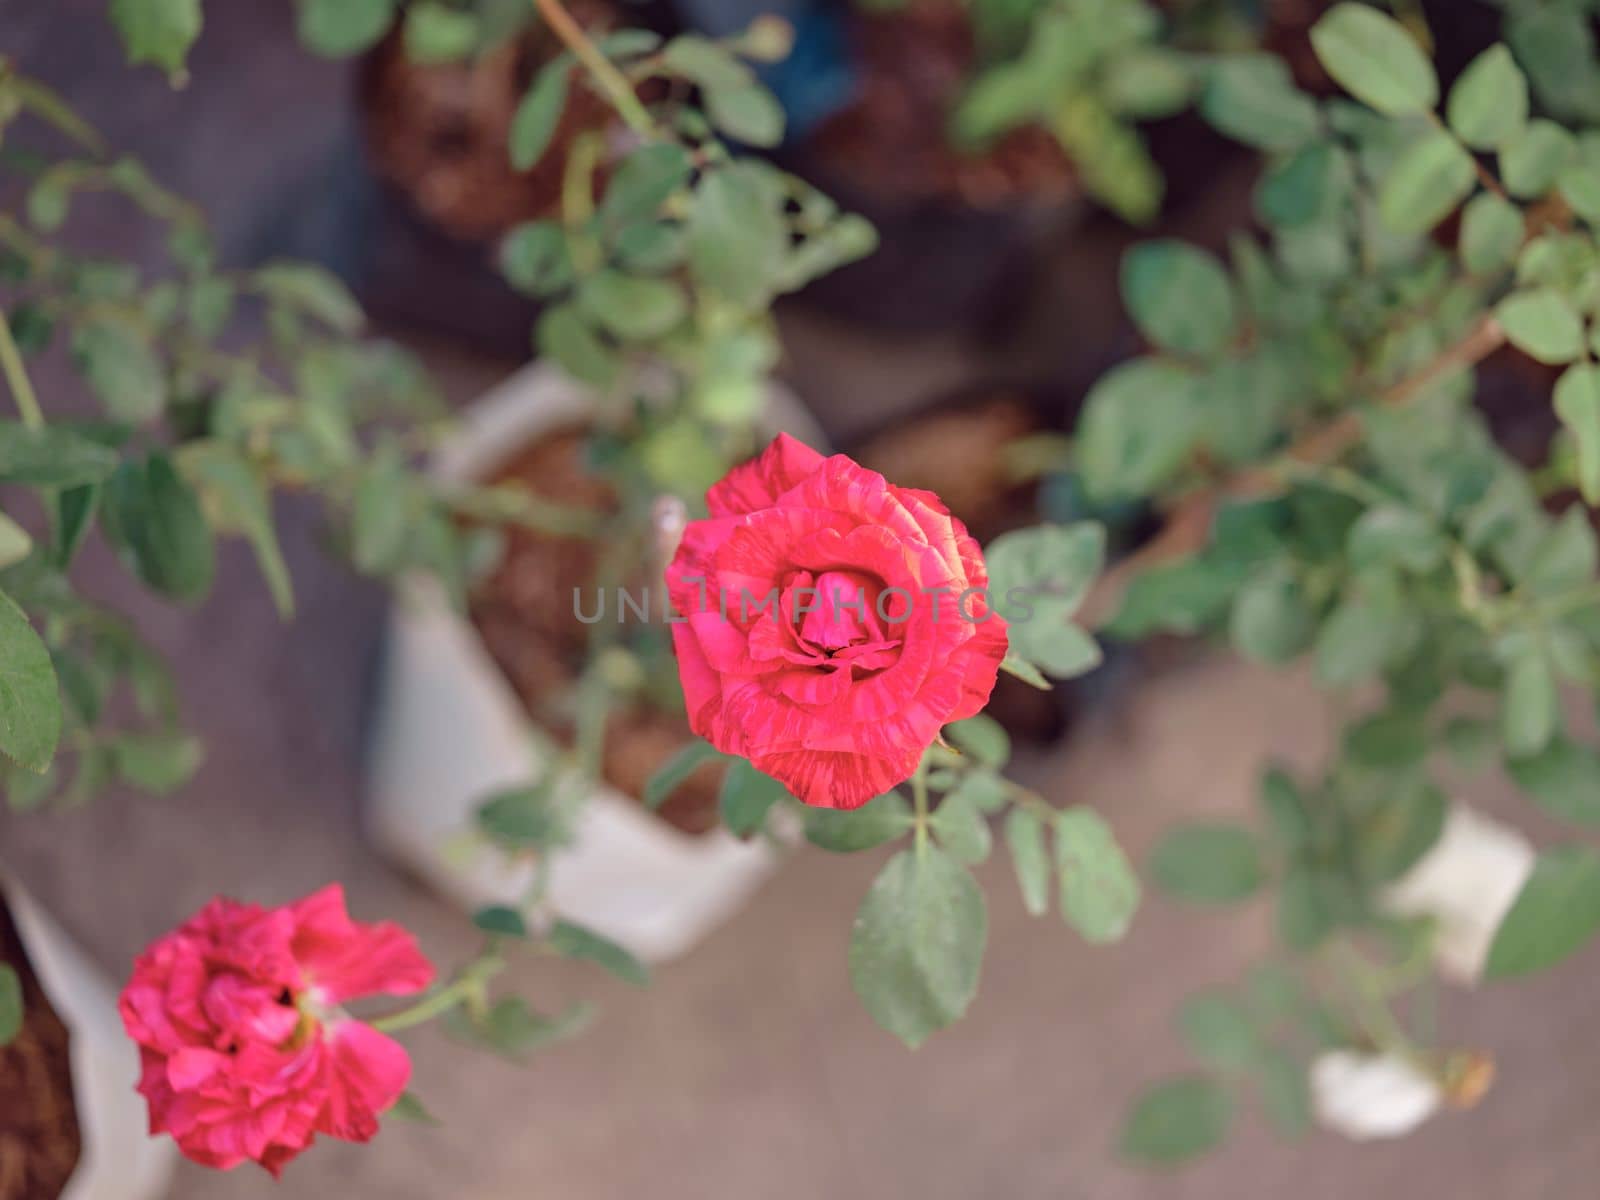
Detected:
left=109, top=0, right=203, bottom=77
left=1055, top=806, right=1141, bottom=942
left=850, top=847, right=987, bottom=1048
left=549, top=920, right=650, bottom=986
left=1119, top=1076, right=1233, bottom=1164
left=1486, top=846, right=1600, bottom=978
left=1310, top=5, right=1437, bottom=116
left=1150, top=824, right=1264, bottom=903
left=986, top=521, right=1105, bottom=677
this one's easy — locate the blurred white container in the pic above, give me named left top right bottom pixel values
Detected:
left=2, top=876, right=176, bottom=1200
left=1310, top=1050, right=1442, bottom=1141
left=367, top=364, right=820, bottom=963
left=1381, top=804, right=1535, bottom=984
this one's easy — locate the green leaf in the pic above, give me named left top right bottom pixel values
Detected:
left=662, top=34, right=751, bottom=90
left=1257, top=1050, right=1311, bottom=1137
left=1508, top=737, right=1600, bottom=826
left=1496, top=288, right=1585, bottom=364
left=1558, top=159, right=1600, bottom=226
left=849, top=846, right=987, bottom=1048
left=510, top=62, right=570, bottom=171
left=1502, top=638, right=1558, bottom=759
left=1343, top=708, right=1427, bottom=769
left=718, top=758, right=786, bottom=837
left=1376, top=129, right=1475, bottom=235
left=52, top=485, right=98, bottom=569
left=296, top=0, right=396, bottom=57
left=576, top=270, right=687, bottom=341
left=100, top=454, right=215, bottom=603
left=1355, top=777, right=1445, bottom=883
left=688, top=164, right=787, bottom=309
left=986, top=521, right=1104, bottom=659
left=1443, top=715, right=1497, bottom=771
left=113, top=732, right=201, bottom=794
left=1459, top=192, right=1525, bottom=275
left=945, top=714, right=1010, bottom=769
left=447, top=996, right=593, bottom=1058
left=1260, top=767, right=1312, bottom=847
left=1310, top=4, right=1437, bottom=116
left=403, top=2, right=480, bottom=63
left=1277, top=864, right=1336, bottom=950
left=1004, top=806, right=1051, bottom=917
left=1446, top=45, right=1529, bottom=149
left=0, top=964, right=20, bottom=1046
left=0, top=515, right=31, bottom=571
left=1121, top=241, right=1236, bottom=358
left=600, top=144, right=693, bottom=229
left=109, top=0, right=203, bottom=75
left=1485, top=845, right=1600, bottom=978
left=350, top=453, right=411, bottom=576
left=705, top=81, right=785, bottom=148
left=1314, top=594, right=1401, bottom=687
left=475, top=782, right=567, bottom=849
left=472, top=905, right=527, bottom=937
left=1555, top=364, right=1600, bottom=504
left=1347, top=506, right=1445, bottom=572
left=1200, top=55, right=1320, bottom=152
left=549, top=919, right=650, bottom=986
left=0, top=589, right=60, bottom=773
left=1255, top=142, right=1349, bottom=229
left=254, top=263, right=364, bottom=332
left=1119, top=1076, right=1233, bottom=1165
left=804, top=791, right=912, bottom=852
left=71, top=316, right=165, bottom=421
left=1179, top=992, right=1258, bottom=1069
left=388, top=1091, right=441, bottom=1125
left=0, top=423, right=118, bottom=488
left=999, top=652, right=1051, bottom=690
left=536, top=303, right=617, bottom=388
left=930, top=787, right=992, bottom=865
left=1055, top=807, right=1139, bottom=943
left=1230, top=573, right=1314, bottom=664
left=182, top=444, right=294, bottom=616
left=1076, top=360, right=1199, bottom=501
left=1500, top=120, right=1576, bottom=198
left=1150, top=823, right=1263, bottom=903
left=643, top=739, right=721, bottom=810
left=500, top=222, right=572, bottom=297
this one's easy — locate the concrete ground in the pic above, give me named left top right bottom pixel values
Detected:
left=6, top=3, right=1600, bottom=1198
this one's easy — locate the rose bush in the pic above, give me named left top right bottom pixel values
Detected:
left=665, top=434, right=1009, bottom=808
left=118, top=885, right=434, bottom=1176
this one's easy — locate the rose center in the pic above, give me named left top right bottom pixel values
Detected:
left=796, top=570, right=886, bottom=654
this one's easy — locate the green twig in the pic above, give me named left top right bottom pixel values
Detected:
left=531, top=0, right=656, bottom=137
left=0, top=309, right=43, bottom=428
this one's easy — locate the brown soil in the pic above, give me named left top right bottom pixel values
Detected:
left=849, top=394, right=1040, bottom=544
left=805, top=0, right=1076, bottom=210
left=359, top=1, right=620, bottom=243
left=468, top=429, right=725, bottom=835
left=0, top=897, right=82, bottom=1200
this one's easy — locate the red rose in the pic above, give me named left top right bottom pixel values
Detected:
left=665, top=434, right=1007, bottom=808
left=119, top=884, right=434, bottom=1176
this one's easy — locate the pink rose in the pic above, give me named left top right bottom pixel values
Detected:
left=119, top=884, right=434, bottom=1176
left=665, top=434, right=1007, bottom=808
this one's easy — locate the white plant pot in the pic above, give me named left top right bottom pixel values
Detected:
left=367, top=364, right=822, bottom=963
left=3, top=877, right=176, bottom=1200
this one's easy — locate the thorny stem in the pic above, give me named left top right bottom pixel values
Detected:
left=531, top=0, right=656, bottom=138
left=0, top=307, right=43, bottom=428
left=1081, top=314, right=1508, bottom=627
